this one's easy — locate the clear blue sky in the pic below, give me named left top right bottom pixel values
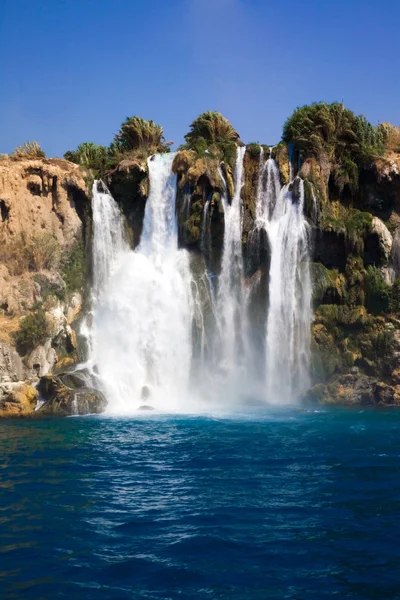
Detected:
left=1, top=0, right=399, bottom=157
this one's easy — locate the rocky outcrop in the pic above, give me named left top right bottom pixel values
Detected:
left=0, top=343, right=24, bottom=382
left=0, top=157, right=87, bottom=247
left=370, top=217, right=392, bottom=261
left=106, top=159, right=148, bottom=248
left=303, top=372, right=400, bottom=406
left=37, top=375, right=106, bottom=416
left=0, top=382, right=38, bottom=416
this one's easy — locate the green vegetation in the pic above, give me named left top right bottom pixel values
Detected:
left=390, top=279, right=400, bottom=312
left=64, top=142, right=107, bottom=178
left=310, top=263, right=346, bottom=305
left=346, top=210, right=372, bottom=253
left=282, top=102, right=387, bottom=194
left=246, top=143, right=262, bottom=157
left=316, top=304, right=368, bottom=327
left=64, top=117, right=171, bottom=179
left=364, top=266, right=391, bottom=315
left=0, top=232, right=60, bottom=276
left=12, top=141, right=46, bottom=159
left=61, top=240, right=84, bottom=296
left=184, top=111, right=240, bottom=148
left=181, top=111, right=240, bottom=168
left=14, top=308, right=51, bottom=354
left=112, top=116, right=171, bottom=155
left=380, top=122, right=400, bottom=153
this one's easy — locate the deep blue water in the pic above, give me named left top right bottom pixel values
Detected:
left=1, top=408, right=400, bottom=599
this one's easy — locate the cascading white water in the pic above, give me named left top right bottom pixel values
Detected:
left=264, top=177, right=312, bottom=403
left=89, top=146, right=312, bottom=412
left=201, top=197, right=211, bottom=261
left=90, top=154, right=195, bottom=412
left=214, top=146, right=250, bottom=392
left=91, top=182, right=128, bottom=297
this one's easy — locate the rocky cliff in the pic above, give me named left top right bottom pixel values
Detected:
left=0, top=156, right=91, bottom=415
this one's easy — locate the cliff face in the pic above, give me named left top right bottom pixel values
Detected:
left=0, top=157, right=84, bottom=243
left=301, top=153, right=400, bottom=405
left=0, top=157, right=90, bottom=414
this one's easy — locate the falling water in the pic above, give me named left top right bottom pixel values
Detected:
left=91, top=181, right=128, bottom=297
left=90, top=154, right=195, bottom=412
left=255, top=146, right=265, bottom=224
left=214, top=146, right=250, bottom=392
left=89, top=148, right=312, bottom=411
left=311, top=185, right=321, bottom=226
left=257, top=156, right=281, bottom=226
left=201, top=197, right=211, bottom=262
left=265, top=177, right=312, bottom=403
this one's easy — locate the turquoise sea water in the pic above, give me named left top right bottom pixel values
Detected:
left=1, top=408, right=400, bottom=599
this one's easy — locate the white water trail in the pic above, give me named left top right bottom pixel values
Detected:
left=256, top=157, right=281, bottom=227
left=91, top=182, right=128, bottom=298
left=91, top=154, right=195, bottom=413
left=214, top=146, right=250, bottom=394
left=88, top=150, right=312, bottom=412
left=265, top=177, right=312, bottom=403
left=201, top=198, right=211, bottom=261
left=255, top=146, right=265, bottom=225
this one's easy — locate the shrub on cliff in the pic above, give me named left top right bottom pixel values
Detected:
left=61, top=240, right=84, bottom=295
left=64, top=142, right=107, bottom=178
left=389, top=279, right=400, bottom=313
left=0, top=233, right=61, bottom=276
left=364, top=266, right=391, bottom=315
left=183, top=111, right=240, bottom=167
left=15, top=308, right=51, bottom=354
left=112, top=116, right=171, bottom=156
left=379, top=122, right=400, bottom=154
left=185, top=111, right=240, bottom=147
left=282, top=102, right=386, bottom=193
left=12, top=141, right=46, bottom=159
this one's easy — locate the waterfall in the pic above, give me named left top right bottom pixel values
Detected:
left=201, top=197, right=211, bottom=262
left=91, top=181, right=128, bottom=297
left=214, top=146, right=250, bottom=391
left=90, top=154, right=195, bottom=412
left=88, top=148, right=312, bottom=412
left=311, top=185, right=321, bottom=226
left=255, top=146, right=265, bottom=225
left=265, top=177, right=312, bottom=403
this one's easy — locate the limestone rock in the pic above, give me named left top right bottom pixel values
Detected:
left=0, top=157, right=86, bottom=247
left=66, top=292, right=82, bottom=324
left=371, top=217, right=392, bottom=261
left=375, top=382, right=397, bottom=405
left=0, top=268, right=40, bottom=314
left=25, top=339, right=56, bottom=378
left=0, top=343, right=24, bottom=382
left=303, top=373, right=377, bottom=406
left=304, top=373, right=400, bottom=406
left=0, top=382, right=38, bottom=416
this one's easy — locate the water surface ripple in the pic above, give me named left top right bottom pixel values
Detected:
left=0, top=408, right=400, bottom=599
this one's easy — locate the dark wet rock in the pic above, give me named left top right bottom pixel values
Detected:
left=57, top=368, right=94, bottom=390
left=303, top=373, right=400, bottom=406
left=37, top=375, right=106, bottom=416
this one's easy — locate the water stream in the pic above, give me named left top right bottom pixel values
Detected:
left=89, top=147, right=312, bottom=411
